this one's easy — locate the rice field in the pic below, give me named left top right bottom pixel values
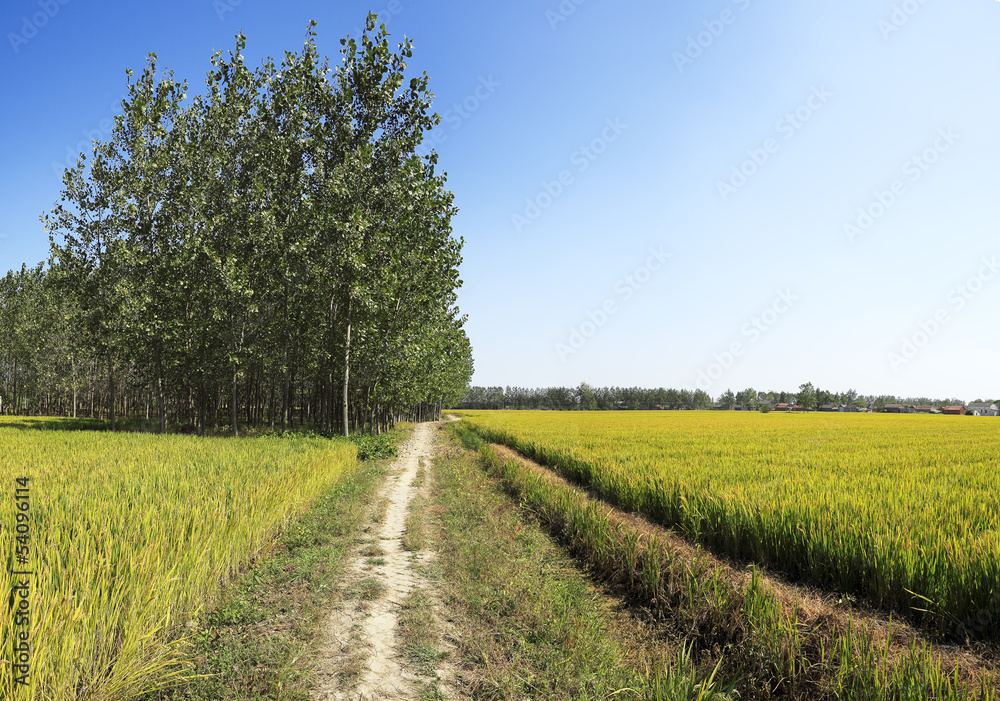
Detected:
left=0, top=417, right=357, bottom=700
left=457, top=410, right=1000, bottom=641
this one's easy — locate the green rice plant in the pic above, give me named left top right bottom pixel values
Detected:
left=0, top=417, right=357, bottom=700
left=457, top=410, right=1000, bottom=642
left=452, top=418, right=998, bottom=700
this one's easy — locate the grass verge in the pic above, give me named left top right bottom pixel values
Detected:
left=398, top=587, right=451, bottom=699
left=431, top=423, right=736, bottom=700
left=451, top=422, right=996, bottom=701
left=139, top=425, right=410, bottom=701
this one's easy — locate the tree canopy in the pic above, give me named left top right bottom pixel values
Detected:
left=0, top=17, right=473, bottom=436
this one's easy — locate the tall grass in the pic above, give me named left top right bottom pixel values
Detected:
left=0, top=417, right=356, bottom=700
left=458, top=424, right=996, bottom=700
left=456, top=410, right=1000, bottom=642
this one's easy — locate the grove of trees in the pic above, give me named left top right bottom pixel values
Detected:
left=0, top=18, right=473, bottom=436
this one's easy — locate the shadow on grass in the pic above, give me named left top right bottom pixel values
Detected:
left=0, top=416, right=110, bottom=432
left=0, top=416, right=402, bottom=459
left=0, top=417, right=243, bottom=435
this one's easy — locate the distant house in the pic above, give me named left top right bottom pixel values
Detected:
left=882, top=404, right=905, bottom=413
left=776, top=403, right=790, bottom=411
left=843, top=404, right=866, bottom=413
left=819, top=404, right=838, bottom=412
left=915, top=405, right=937, bottom=414
left=967, top=401, right=999, bottom=417
left=941, top=405, right=966, bottom=415
left=791, top=404, right=808, bottom=412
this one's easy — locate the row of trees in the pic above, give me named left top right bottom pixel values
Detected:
left=457, top=383, right=972, bottom=412
left=0, top=18, right=473, bottom=436
left=719, top=383, right=971, bottom=411
left=459, top=385, right=714, bottom=411
left=716, top=383, right=857, bottom=411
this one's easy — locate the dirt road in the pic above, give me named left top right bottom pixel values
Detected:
left=312, top=422, right=450, bottom=700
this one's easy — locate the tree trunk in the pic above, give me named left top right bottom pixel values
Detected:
left=156, top=355, right=167, bottom=434
left=109, top=359, right=116, bottom=432
left=342, top=298, right=352, bottom=437
left=268, top=376, right=275, bottom=430
left=231, top=372, right=239, bottom=437
left=199, top=378, right=207, bottom=436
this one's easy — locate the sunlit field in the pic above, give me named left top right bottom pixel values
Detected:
left=0, top=417, right=357, bottom=700
left=458, top=410, right=1000, bottom=641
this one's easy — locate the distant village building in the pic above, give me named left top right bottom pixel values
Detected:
left=967, top=401, right=999, bottom=417
left=941, top=405, right=966, bottom=415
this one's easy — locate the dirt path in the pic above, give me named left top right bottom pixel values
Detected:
left=312, top=422, right=450, bottom=700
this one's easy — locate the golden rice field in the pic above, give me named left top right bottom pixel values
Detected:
left=0, top=417, right=357, bottom=701
left=457, top=410, right=1000, bottom=641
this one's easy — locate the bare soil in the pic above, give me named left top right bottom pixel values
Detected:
left=312, top=422, right=454, bottom=700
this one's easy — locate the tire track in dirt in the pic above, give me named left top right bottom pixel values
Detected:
left=312, top=422, right=450, bottom=700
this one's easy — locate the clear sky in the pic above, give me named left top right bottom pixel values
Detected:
left=2, top=0, right=999, bottom=401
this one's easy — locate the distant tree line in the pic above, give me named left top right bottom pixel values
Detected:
left=459, top=384, right=713, bottom=411
left=0, top=18, right=473, bottom=436
left=457, top=382, right=974, bottom=411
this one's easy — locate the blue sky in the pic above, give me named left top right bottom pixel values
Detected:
left=2, top=0, right=999, bottom=401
